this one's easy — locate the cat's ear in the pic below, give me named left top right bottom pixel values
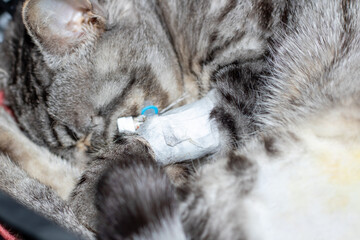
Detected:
left=22, top=0, right=106, bottom=58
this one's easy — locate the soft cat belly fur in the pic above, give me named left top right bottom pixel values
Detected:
left=244, top=108, right=360, bottom=240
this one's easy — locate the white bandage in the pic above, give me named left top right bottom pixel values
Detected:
left=117, top=117, right=136, bottom=132
left=137, top=90, right=220, bottom=164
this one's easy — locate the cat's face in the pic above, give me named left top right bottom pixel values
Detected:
left=22, top=0, right=182, bottom=144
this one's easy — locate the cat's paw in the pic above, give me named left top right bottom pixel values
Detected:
left=95, top=133, right=155, bottom=161
left=69, top=133, right=156, bottom=230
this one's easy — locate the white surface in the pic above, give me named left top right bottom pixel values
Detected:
left=117, top=116, right=136, bottom=132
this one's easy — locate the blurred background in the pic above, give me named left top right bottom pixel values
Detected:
left=0, top=0, right=21, bottom=42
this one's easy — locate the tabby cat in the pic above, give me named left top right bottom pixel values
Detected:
left=0, top=0, right=360, bottom=239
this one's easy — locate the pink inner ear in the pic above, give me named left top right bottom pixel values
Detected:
left=37, top=0, right=91, bottom=38
left=64, top=11, right=86, bottom=35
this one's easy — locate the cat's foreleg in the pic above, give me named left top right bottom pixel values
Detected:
left=136, top=62, right=264, bottom=165
left=136, top=90, right=221, bottom=165
left=0, top=108, right=81, bottom=199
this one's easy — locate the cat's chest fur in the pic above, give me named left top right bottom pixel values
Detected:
left=243, top=107, right=360, bottom=240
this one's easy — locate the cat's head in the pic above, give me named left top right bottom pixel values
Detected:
left=20, top=0, right=180, bottom=145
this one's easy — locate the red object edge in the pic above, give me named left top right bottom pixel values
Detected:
left=0, top=224, right=17, bottom=240
left=0, top=91, right=14, bottom=116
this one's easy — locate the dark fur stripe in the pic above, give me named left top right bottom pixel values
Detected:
left=256, top=0, right=274, bottom=30
left=227, top=152, right=253, bottom=175
left=226, top=151, right=257, bottom=195
left=280, top=1, right=290, bottom=26
left=217, top=0, right=237, bottom=23
left=98, top=72, right=137, bottom=118
left=210, top=106, right=239, bottom=145
left=340, top=0, right=355, bottom=57
left=263, top=137, right=279, bottom=156
left=203, top=30, right=245, bottom=66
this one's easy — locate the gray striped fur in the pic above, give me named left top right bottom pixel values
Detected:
left=1, top=0, right=360, bottom=239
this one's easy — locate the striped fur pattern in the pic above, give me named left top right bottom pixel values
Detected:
left=0, top=0, right=360, bottom=239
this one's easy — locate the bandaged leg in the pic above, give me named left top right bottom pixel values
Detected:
left=136, top=90, right=220, bottom=164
